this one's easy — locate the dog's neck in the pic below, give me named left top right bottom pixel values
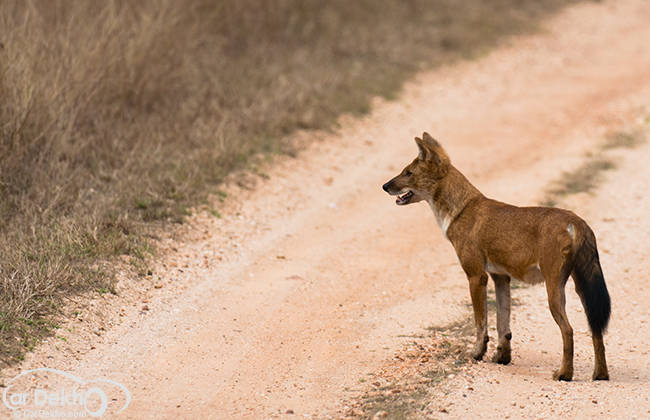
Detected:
left=426, top=165, right=483, bottom=237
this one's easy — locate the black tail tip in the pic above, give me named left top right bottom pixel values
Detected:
left=584, top=284, right=611, bottom=336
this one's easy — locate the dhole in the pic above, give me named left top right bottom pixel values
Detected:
left=382, top=133, right=610, bottom=381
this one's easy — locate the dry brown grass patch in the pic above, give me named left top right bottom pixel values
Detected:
left=541, top=125, right=647, bottom=207
left=602, top=129, right=646, bottom=149
left=341, top=288, right=520, bottom=418
left=547, top=158, right=616, bottom=199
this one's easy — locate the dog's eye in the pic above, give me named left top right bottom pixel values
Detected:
left=405, top=170, right=412, bottom=177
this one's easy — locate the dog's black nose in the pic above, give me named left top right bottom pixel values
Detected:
left=382, top=182, right=391, bottom=192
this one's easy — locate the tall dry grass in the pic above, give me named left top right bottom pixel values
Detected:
left=0, top=0, right=583, bottom=364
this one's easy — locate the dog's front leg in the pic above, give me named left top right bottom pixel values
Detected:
left=491, top=273, right=512, bottom=364
left=468, top=273, right=489, bottom=360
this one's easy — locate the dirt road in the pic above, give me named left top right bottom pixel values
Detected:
left=4, top=0, right=650, bottom=418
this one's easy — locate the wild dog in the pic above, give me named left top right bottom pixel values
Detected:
left=382, top=133, right=611, bottom=381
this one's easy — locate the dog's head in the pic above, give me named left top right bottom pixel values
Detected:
left=382, top=132, right=450, bottom=206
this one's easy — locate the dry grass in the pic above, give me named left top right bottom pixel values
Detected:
left=602, top=129, right=646, bottom=149
left=548, top=158, right=616, bottom=198
left=541, top=158, right=615, bottom=207
left=541, top=126, right=647, bottom=207
left=343, top=288, right=520, bottom=418
left=345, top=325, right=474, bottom=419
left=0, top=0, right=584, bottom=365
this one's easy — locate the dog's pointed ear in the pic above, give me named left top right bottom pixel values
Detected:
left=422, top=132, right=440, bottom=147
left=415, top=136, right=430, bottom=161
left=416, top=132, right=450, bottom=169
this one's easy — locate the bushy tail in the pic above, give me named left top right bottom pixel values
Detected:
left=572, top=226, right=611, bottom=336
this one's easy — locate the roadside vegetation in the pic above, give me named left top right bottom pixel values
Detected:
left=0, top=0, right=584, bottom=365
left=343, top=288, right=517, bottom=419
left=542, top=127, right=646, bottom=207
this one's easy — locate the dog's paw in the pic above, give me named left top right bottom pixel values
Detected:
left=491, top=346, right=511, bottom=365
left=592, top=370, right=609, bottom=381
left=552, top=369, right=573, bottom=381
left=470, top=343, right=487, bottom=361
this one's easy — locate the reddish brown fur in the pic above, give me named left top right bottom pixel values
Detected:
left=383, top=133, right=611, bottom=381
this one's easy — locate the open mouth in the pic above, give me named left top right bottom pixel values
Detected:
left=396, top=190, right=414, bottom=205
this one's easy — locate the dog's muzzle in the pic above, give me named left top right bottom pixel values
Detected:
left=382, top=181, right=393, bottom=193
left=382, top=180, right=414, bottom=205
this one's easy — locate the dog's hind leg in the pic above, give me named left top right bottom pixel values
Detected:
left=571, top=226, right=610, bottom=380
left=490, top=273, right=512, bottom=364
left=543, top=259, right=574, bottom=381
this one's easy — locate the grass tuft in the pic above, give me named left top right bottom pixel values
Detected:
left=541, top=125, right=648, bottom=207
left=602, top=129, right=645, bottom=149
left=347, top=288, right=522, bottom=418
left=548, top=158, right=615, bottom=198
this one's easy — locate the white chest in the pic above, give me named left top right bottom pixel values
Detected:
left=427, top=200, right=453, bottom=239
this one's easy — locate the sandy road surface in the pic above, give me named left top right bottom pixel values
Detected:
left=3, top=0, right=650, bottom=418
